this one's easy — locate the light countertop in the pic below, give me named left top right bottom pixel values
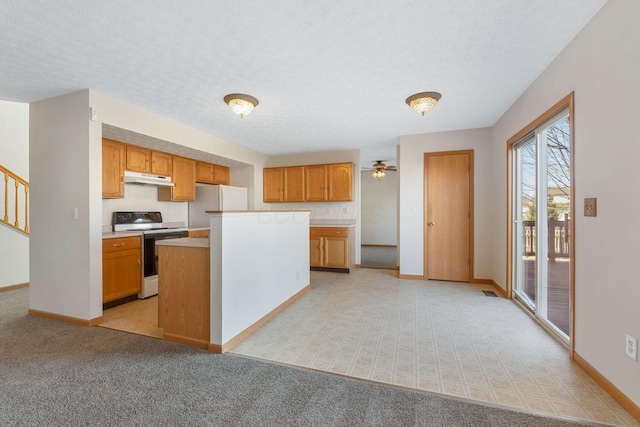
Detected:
left=102, top=231, right=143, bottom=239
left=155, top=237, right=209, bottom=248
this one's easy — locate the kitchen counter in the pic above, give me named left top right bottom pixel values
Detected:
left=156, top=237, right=209, bottom=248
left=309, top=220, right=356, bottom=227
left=102, top=231, right=143, bottom=239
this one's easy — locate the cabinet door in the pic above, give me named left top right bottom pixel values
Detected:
left=102, top=139, right=125, bottom=198
left=309, top=235, right=323, bottom=267
left=263, top=168, right=283, bottom=202
left=126, top=145, right=151, bottom=173
left=305, top=164, right=327, bottom=202
left=213, top=165, right=230, bottom=185
left=151, top=151, right=172, bottom=177
left=102, top=237, right=141, bottom=303
left=328, top=163, right=353, bottom=201
left=196, top=161, right=214, bottom=183
left=324, top=236, right=349, bottom=268
left=284, top=166, right=305, bottom=202
left=171, top=156, right=196, bottom=201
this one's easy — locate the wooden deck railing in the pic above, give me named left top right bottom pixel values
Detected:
left=0, top=164, right=29, bottom=234
left=522, top=218, right=569, bottom=260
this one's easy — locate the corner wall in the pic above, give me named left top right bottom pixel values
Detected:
left=0, top=100, right=29, bottom=289
left=490, top=0, right=640, bottom=407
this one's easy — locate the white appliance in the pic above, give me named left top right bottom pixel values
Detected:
left=188, top=184, right=249, bottom=227
left=123, top=170, right=174, bottom=187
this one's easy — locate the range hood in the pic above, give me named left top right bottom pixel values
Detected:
left=123, top=170, right=174, bottom=187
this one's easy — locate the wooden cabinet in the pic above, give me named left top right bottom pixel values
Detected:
left=196, top=161, right=230, bottom=185
left=188, top=229, right=210, bottom=238
left=309, top=227, right=352, bottom=271
left=306, top=163, right=353, bottom=202
left=151, top=151, right=172, bottom=177
left=102, top=138, right=125, bottom=198
left=126, top=145, right=151, bottom=173
left=102, top=236, right=141, bottom=303
left=265, top=162, right=352, bottom=203
left=158, top=244, right=210, bottom=349
left=263, top=166, right=305, bottom=202
left=263, top=167, right=284, bottom=202
left=158, top=156, right=196, bottom=202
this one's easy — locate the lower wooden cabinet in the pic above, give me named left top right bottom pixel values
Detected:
left=309, top=227, right=352, bottom=271
left=102, top=236, right=141, bottom=303
left=188, top=229, right=210, bottom=238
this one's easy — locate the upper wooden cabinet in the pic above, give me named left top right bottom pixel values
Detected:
left=263, top=166, right=306, bottom=202
left=126, top=145, right=151, bottom=173
left=102, top=138, right=125, bottom=198
left=263, top=162, right=352, bottom=203
left=263, top=167, right=284, bottom=202
left=196, top=161, right=230, bottom=185
left=307, top=162, right=353, bottom=202
left=151, top=151, right=172, bottom=177
left=158, top=156, right=196, bottom=202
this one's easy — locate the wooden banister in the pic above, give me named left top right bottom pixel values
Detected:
left=0, top=164, right=29, bottom=235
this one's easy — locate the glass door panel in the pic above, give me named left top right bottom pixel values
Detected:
left=512, top=111, right=571, bottom=343
left=513, top=136, right=537, bottom=311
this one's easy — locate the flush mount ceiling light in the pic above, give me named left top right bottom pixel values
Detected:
left=405, top=91, right=441, bottom=116
left=224, top=93, right=259, bottom=118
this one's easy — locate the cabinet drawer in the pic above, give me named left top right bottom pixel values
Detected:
left=103, top=236, right=141, bottom=253
left=310, top=227, right=349, bottom=237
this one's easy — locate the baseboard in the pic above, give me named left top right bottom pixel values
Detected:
left=471, top=278, right=507, bottom=298
left=210, top=284, right=311, bottom=354
left=398, top=274, right=424, bottom=280
left=0, top=282, right=29, bottom=292
left=164, top=333, right=209, bottom=350
left=573, top=352, right=640, bottom=423
left=28, top=308, right=103, bottom=326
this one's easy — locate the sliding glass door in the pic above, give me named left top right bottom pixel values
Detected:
left=513, top=111, right=571, bottom=343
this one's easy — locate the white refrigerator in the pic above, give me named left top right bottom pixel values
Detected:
left=188, top=184, right=248, bottom=228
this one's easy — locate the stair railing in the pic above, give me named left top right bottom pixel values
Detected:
left=0, top=164, right=29, bottom=234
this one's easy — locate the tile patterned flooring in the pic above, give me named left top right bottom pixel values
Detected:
left=230, top=268, right=639, bottom=427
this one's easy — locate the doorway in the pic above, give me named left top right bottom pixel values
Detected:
left=424, top=150, right=473, bottom=281
left=360, top=170, right=397, bottom=269
left=508, top=93, right=574, bottom=345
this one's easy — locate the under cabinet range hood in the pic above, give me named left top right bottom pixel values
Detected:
left=123, top=170, right=174, bottom=187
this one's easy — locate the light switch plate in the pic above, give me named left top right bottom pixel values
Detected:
left=584, top=198, right=597, bottom=217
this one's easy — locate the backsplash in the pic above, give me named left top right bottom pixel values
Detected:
left=102, top=184, right=188, bottom=230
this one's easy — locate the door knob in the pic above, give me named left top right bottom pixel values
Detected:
left=427, top=222, right=435, bottom=226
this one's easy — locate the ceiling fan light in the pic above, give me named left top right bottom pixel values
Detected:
left=406, top=92, right=441, bottom=116
left=224, top=93, right=259, bottom=118
left=372, top=169, right=386, bottom=179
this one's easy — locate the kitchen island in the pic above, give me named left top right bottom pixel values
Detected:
left=157, top=210, right=310, bottom=352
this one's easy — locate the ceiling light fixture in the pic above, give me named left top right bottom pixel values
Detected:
left=405, top=92, right=441, bottom=116
left=372, top=169, right=386, bottom=179
left=224, top=93, right=259, bottom=118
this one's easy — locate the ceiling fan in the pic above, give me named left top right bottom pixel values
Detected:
left=363, top=160, right=397, bottom=179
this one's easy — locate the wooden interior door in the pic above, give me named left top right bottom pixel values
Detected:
left=425, top=151, right=472, bottom=281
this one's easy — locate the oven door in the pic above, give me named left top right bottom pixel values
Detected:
left=143, top=231, right=189, bottom=277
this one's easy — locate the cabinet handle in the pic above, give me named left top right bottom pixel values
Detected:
left=113, top=243, right=125, bottom=247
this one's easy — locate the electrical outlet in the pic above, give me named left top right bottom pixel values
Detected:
left=626, top=334, right=638, bottom=361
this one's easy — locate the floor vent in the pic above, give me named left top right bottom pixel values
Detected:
left=482, top=290, right=498, bottom=297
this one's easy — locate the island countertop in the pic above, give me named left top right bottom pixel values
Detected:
left=155, top=237, right=209, bottom=248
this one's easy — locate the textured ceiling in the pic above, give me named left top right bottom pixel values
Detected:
left=0, top=0, right=607, bottom=166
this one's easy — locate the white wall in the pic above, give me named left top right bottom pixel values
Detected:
left=398, top=128, right=494, bottom=279
left=0, top=100, right=29, bottom=288
left=491, top=0, right=640, bottom=406
left=208, top=211, right=310, bottom=345
left=265, top=150, right=362, bottom=263
left=361, top=170, right=397, bottom=245
left=29, top=90, right=103, bottom=319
